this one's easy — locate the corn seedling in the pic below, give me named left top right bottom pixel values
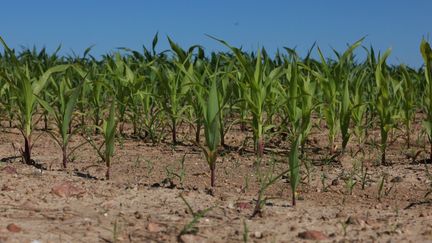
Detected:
left=165, top=154, right=187, bottom=188
left=344, top=171, right=357, bottom=195
left=154, top=37, right=195, bottom=145
left=195, top=78, right=221, bottom=187
left=375, top=49, right=399, bottom=165
left=251, top=158, right=292, bottom=217
left=211, top=36, right=283, bottom=157
left=177, top=193, right=214, bottom=239
left=38, top=73, right=84, bottom=168
left=377, top=174, right=386, bottom=202
left=398, top=65, right=417, bottom=148
left=0, top=36, right=70, bottom=165
left=84, top=100, right=117, bottom=179
left=289, top=134, right=302, bottom=206
left=311, top=39, right=363, bottom=153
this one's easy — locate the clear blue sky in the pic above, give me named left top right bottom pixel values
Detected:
left=0, top=1, right=430, bottom=67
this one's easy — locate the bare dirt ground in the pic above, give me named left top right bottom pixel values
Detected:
left=0, top=119, right=432, bottom=242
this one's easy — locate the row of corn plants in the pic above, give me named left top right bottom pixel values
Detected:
left=0, top=35, right=431, bottom=205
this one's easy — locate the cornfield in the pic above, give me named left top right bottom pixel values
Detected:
left=0, top=35, right=432, bottom=241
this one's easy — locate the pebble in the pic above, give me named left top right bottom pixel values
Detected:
left=134, top=211, right=142, bottom=219
left=51, top=181, right=85, bottom=198
left=7, top=223, right=21, bottom=233
left=298, top=230, right=328, bottom=240
left=253, top=231, right=263, bottom=239
left=147, top=222, right=166, bottom=233
left=235, top=202, right=251, bottom=210
left=179, top=234, right=206, bottom=243
left=390, top=176, right=403, bottom=183
left=331, top=178, right=340, bottom=186
left=335, top=211, right=347, bottom=218
left=1, top=166, right=17, bottom=174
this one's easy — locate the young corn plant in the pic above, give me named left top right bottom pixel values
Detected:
left=0, top=36, right=69, bottom=165
left=0, top=81, right=16, bottom=127
left=211, top=36, right=283, bottom=156
left=398, top=65, right=417, bottom=148
left=375, top=49, right=399, bottom=165
left=289, top=134, right=302, bottom=206
left=196, top=79, right=220, bottom=187
left=283, top=50, right=316, bottom=153
left=177, top=194, right=214, bottom=239
left=251, top=156, right=299, bottom=217
left=215, top=61, right=235, bottom=148
left=88, top=61, right=108, bottom=134
left=314, top=48, right=339, bottom=153
left=38, top=73, right=83, bottom=169
left=155, top=37, right=200, bottom=145
left=421, top=39, right=432, bottom=161
left=312, top=39, right=363, bottom=153
left=299, top=74, right=317, bottom=152
left=177, top=54, right=208, bottom=145
left=85, top=101, right=117, bottom=179
left=351, top=69, right=368, bottom=145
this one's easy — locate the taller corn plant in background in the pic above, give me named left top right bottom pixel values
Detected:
left=311, top=39, right=363, bottom=153
left=0, top=64, right=16, bottom=128
left=106, top=53, right=142, bottom=136
left=420, top=39, right=432, bottom=161
left=262, top=49, right=285, bottom=133
left=397, top=65, right=417, bottom=148
left=282, top=49, right=316, bottom=140
left=67, top=47, right=94, bottom=129
left=0, top=36, right=69, bottom=165
left=232, top=65, right=249, bottom=132
left=244, top=50, right=283, bottom=157
left=180, top=52, right=233, bottom=150
left=87, top=60, right=107, bottom=134
left=314, top=48, right=339, bottom=153
left=362, top=46, right=379, bottom=141
left=375, top=49, right=399, bottom=165
left=179, top=47, right=207, bottom=144
left=154, top=37, right=195, bottom=144
left=212, top=37, right=283, bottom=157
left=31, top=47, right=63, bottom=131
left=350, top=67, right=368, bottom=145
left=120, top=44, right=163, bottom=141
left=214, top=56, right=235, bottom=148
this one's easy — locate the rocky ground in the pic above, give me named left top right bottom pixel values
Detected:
left=0, top=120, right=432, bottom=242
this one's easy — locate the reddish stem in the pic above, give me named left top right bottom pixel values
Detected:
left=62, top=147, right=68, bottom=169
left=105, top=158, right=111, bottom=180
left=172, top=119, right=177, bottom=145
left=210, top=162, right=216, bottom=187
left=292, top=191, right=296, bottom=206
left=23, top=136, right=32, bottom=165
left=257, top=137, right=264, bottom=157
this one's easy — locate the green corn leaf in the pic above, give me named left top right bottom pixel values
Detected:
left=61, top=85, right=82, bottom=143
left=33, top=64, right=70, bottom=95
left=104, top=100, right=117, bottom=158
left=205, top=80, right=220, bottom=152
